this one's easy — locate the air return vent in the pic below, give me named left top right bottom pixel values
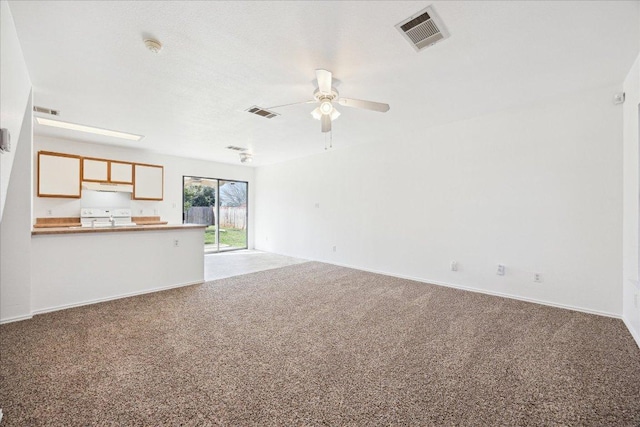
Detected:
left=33, top=106, right=60, bottom=116
left=395, top=5, right=449, bottom=52
left=245, top=105, right=279, bottom=119
left=226, top=145, right=248, bottom=152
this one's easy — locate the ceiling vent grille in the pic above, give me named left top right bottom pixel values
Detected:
left=226, top=145, right=248, bottom=152
left=245, top=105, right=279, bottom=119
left=395, top=5, right=449, bottom=52
left=33, top=106, right=60, bottom=116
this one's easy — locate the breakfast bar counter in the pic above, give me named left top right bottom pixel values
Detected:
left=30, top=222, right=206, bottom=315
left=32, top=223, right=206, bottom=235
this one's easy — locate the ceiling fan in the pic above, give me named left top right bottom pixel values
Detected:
left=260, top=69, right=390, bottom=133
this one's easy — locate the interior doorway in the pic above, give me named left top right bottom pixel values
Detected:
left=183, top=176, right=248, bottom=253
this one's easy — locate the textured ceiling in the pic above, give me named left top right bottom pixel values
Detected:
left=8, top=1, right=640, bottom=166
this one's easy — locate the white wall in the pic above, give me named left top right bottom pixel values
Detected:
left=31, top=227, right=204, bottom=313
left=255, top=84, right=623, bottom=316
left=0, top=94, right=33, bottom=322
left=622, top=52, right=640, bottom=347
left=0, top=0, right=31, bottom=221
left=34, top=136, right=255, bottom=247
left=0, top=0, right=32, bottom=323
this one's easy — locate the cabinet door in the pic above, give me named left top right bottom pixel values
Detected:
left=38, top=152, right=81, bottom=198
left=82, top=158, right=109, bottom=182
left=133, top=164, right=163, bottom=200
left=110, top=161, right=133, bottom=184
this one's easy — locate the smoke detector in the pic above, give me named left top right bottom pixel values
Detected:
left=144, top=38, right=163, bottom=53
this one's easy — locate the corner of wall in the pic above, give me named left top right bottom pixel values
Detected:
left=0, top=91, right=33, bottom=323
left=622, top=49, right=640, bottom=348
left=0, top=0, right=32, bottom=221
left=0, top=0, right=33, bottom=323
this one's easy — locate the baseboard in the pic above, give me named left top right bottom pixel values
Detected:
left=622, top=316, right=640, bottom=349
left=323, top=260, right=621, bottom=319
left=0, top=313, right=33, bottom=325
left=31, top=280, right=204, bottom=316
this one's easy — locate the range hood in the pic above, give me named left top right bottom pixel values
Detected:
left=82, top=182, right=133, bottom=193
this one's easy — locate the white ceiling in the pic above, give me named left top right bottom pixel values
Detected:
left=8, top=1, right=639, bottom=166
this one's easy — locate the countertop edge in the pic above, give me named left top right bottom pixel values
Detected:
left=32, top=224, right=207, bottom=236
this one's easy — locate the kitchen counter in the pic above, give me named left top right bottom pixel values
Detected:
left=32, top=223, right=206, bottom=236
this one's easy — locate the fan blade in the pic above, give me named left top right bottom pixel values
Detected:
left=321, top=114, right=331, bottom=133
left=316, top=69, right=332, bottom=94
left=337, top=97, right=390, bottom=112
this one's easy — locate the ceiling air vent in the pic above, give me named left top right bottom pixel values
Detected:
left=245, top=105, right=279, bottom=119
left=33, top=106, right=60, bottom=116
left=395, top=5, right=449, bottom=52
left=226, top=145, right=248, bottom=152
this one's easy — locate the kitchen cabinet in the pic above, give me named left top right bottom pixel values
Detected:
left=133, top=164, right=163, bottom=200
left=38, top=151, right=82, bottom=198
left=82, top=158, right=108, bottom=181
left=110, top=161, right=133, bottom=184
left=82, top=158, right=133, bottom=184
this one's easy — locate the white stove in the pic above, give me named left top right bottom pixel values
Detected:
left=80, top=208, right=136, bottom=228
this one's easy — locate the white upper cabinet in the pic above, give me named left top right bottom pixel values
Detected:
left=38, top=151, right=82, bottom=198
left=110, top=161, right=133, bottom=184
left=133, top=164, right=164, bottom=200
left=82, top=158, right=108, bottom=182
left=82, top=158, right=133, bottom=184
left=38, top=151, right=162, bottom=200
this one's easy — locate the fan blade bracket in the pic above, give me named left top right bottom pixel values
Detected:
left=337, top=97, right=390, bottom=112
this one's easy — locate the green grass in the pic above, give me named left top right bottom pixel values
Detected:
left=204, top=226, right=247, bottom=248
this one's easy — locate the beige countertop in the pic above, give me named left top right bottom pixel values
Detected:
left=32, top=223, right=207, bottom=236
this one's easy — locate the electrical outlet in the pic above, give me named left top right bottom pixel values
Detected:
left=497, top=264, right=505, bottom=276
left=172, top=203, right=177, bottom=208
left=139, top=209, right=143, bottom=215
left=534, top=273, right=542, bottom=283
left=173, top=239, right=179, bottom=247
left=315, top=203, right=320, bottom=208
left=46, top=209, right=53, bottom=216
left=451, top=261, right=458, bottom=271
left=333, top=246, right=337, bottom=252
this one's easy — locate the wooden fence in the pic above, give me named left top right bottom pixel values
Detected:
left=185, top=206, right=214, bottom=225
left=185, top=206, right=246, bottom=229
left=219, top=206, right=247, bottom=229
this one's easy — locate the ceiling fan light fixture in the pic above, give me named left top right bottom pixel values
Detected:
left=330, top=109, right=341, bottom=121
left=311, top=107, right=322, bottom=120
left=239, top=152, right=253, bottom=163
left=320, top=101, right=333, bottom=115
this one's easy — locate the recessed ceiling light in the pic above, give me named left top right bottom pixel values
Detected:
left=35, top=117, right=144, bottom=141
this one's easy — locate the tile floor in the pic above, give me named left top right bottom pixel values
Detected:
left=204, top=249, right=307, bottom=281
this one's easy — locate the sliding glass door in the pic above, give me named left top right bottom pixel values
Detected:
left=183, top=176, right=248, bottom=253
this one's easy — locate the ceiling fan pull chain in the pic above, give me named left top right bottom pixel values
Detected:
left=324, top=133, right=328, bottom=151
left=330, top=129, right=333, bottom=149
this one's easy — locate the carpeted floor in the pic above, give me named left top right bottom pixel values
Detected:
left=1, top=262, right=640, bottom=426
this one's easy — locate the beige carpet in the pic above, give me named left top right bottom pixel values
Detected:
left=1, top=262, right=639, bottom=426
